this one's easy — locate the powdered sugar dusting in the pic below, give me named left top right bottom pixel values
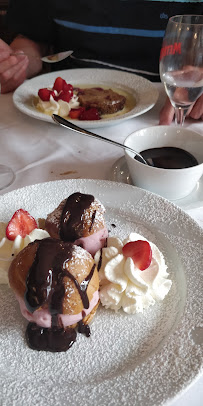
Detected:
left=0, top=179, right=202, bottom=406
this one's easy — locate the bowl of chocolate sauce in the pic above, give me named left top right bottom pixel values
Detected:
left=124, top=126, right=203, bottom=200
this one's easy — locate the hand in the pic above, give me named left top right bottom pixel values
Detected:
left=159, top=94, right=203, bottom=125
left=0, top=39, right=29, bottom=94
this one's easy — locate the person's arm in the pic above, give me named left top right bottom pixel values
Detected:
left=0, top=36, right=47, bottom=94
left=159, top=95, right=203, bottom=124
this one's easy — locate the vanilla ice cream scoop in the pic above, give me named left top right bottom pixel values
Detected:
left=94, top=233, right=172, bottom=314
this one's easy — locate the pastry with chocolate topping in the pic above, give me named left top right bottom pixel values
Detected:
left=45, top=192, right=108, bottom=256
left=8, top=238, right=100, bottom=352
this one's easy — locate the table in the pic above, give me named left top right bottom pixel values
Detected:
left=0, top=82, right=202, bottom=406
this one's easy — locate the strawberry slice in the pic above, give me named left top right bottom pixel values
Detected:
left=79, top=107, right=101, bottom=120
left=6, top=209, right=38, bottom=241
left=69, top=107, right=85, bottom=119
left=63, top=82, right=73, bottom=93
left=57, top=91, right=72, bottom=103
left=122, top=240, right=152, bottom=270
left=53, top=77, right=64, bottom=93
left=38, top=88, right=55, bottom=101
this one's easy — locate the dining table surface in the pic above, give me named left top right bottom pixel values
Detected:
left=0, top=79, right=202, bottom=406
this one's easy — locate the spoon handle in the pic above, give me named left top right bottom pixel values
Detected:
left=52, top=114, right=147, bottom=165
left=10, top=52, right=41, bottom=59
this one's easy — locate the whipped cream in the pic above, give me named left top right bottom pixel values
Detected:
left=94, top=233, right=172, bottom=314
left=37, top=93, right=80, bottom=117
left=0, top=224, right=50, bottom=284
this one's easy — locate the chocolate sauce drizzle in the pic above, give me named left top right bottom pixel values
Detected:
left=78, top=320, right=91, bottom=337
left=89, top=210, right=96, bottom=233
left=65, top=264, right=96, bottom=309
left=26, top=322, right=77, bottom=352
left=97, top=249, right=103, bottom=271
left=25, top=238, right=96, bottom=351
left=60, top=192, right=95, bottom=241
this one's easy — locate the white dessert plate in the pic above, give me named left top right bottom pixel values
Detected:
left=13, top=68, right=158, bottom=129
left=110, top=156, right=203, bottom=211
left=0, top=179, right=202, bottom=406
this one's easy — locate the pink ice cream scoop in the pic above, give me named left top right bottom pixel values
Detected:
left=16, top=290, right=99, bottom=328
left=74, top=226, right=108, bottom=256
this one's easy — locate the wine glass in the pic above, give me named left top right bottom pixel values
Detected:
left=159, top=15, right=203, bottom=126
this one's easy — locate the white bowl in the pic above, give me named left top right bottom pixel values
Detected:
left=124, top=126, right=203, bottom=200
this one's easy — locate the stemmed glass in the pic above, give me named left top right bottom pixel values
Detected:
left=159, top=15, right=203, bottom=126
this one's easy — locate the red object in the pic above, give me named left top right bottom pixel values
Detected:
left=38, top=88, right=54, bottom=101
left=122, top=240, right=152, bottom=270
left=53, top=77, right=73, bottom=98
left=63, top=82, right=73, bottom=93
left=79, top=107, right=101, bottom=120
left=69, top=107, right=85, bottom=119
left=57, top=91, right=72, bottom=103
left=53, top=77, right=64, bottom=93
left=6, top=209, right=38, bottom=241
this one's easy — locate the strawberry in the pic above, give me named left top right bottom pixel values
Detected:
left=57, top=91, right=72, bottom=103
left=63, top=82, right=73, bottom=94
left=38, top=88, right=53, bottom=101
left=6, top=209, right=38, bottom=241
left=79, top=107, right=101, bottom=121
left=122, top=240, right=152, bottom=271
left=69, top=107, right=85, bottom=119
left=53, top=77, right=64, bottom=93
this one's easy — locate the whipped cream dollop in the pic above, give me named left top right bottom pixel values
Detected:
left=94, top=233, right=172, bottom=314
left=37, top=93, right=80, bottom=117
left=0, top=224, right=50, bottom=284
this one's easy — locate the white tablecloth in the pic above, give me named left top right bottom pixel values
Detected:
left=0, top=82, right=202, bottom=406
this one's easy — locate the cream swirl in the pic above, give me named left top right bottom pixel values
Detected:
left=37, top=93, right=80, bottom=117
left=94, top=233, right=172, bottom=314
left=0, top=224, right=50, bottom=284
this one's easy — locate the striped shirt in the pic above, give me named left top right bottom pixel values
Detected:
left=7, top=0, right=203, bottom=80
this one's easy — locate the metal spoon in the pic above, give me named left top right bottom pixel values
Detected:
left=52, top=114, right=149, bottom=165
left=10, top=50, right=73, bottom=63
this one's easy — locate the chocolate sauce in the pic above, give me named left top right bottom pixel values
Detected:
left=65, top=264, right=96, bottom=309
left=78, top=320, right=91, bottom=337
left=25, top=238, right=73, bottom=314
left=97, top=249, right=103, bottom=271
left=24, top=238, right=96, bottom=351
left=89, top=210, right=96, bottom=232
left=60, top=192, right=95, bottom=241
left=26, top=322, right=76, bottom=352
left=134, top=147, right=198, bottom=169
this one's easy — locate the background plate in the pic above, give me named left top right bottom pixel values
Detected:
left=0, top=179, right=202, bottom=406
left=13, top=68, right=159, bottom=128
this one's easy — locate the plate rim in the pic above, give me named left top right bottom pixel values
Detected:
left=0, top=179, right=202, bottom=406
left=13, top=68, right=159, bottom=128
